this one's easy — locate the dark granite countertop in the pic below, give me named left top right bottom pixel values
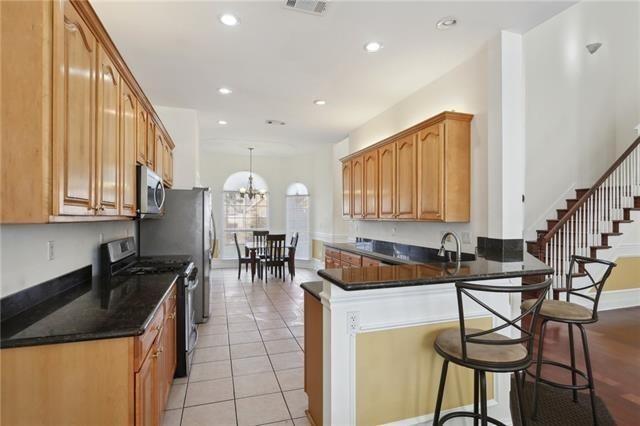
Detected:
left=324, top=239, right=475, bottom=265
left=301, top=281, right=323, bottom=301
left=317, top=252, right=552, bottom=291
left=1, top=273, right=178, bottom=349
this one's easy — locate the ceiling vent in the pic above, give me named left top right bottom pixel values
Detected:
left=284, top=0, right=328, bottom=16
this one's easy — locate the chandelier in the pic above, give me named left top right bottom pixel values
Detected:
left=238, top=147, right=266, bottom=200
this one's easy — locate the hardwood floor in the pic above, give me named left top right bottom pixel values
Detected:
left=528, top=306, right=640, bottom=425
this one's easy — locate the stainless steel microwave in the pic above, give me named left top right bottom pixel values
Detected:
left=137, top=165, right=165, bottom=218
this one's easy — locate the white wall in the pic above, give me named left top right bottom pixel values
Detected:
left=523, top=1, right=640, bottom=238
left=155, top=105, right=200, bottom=189
left=344, top=47, right=490, bottom=252
left=0, top=221, right=134, bottom=297
left=199, top=145, right=334, bottom=257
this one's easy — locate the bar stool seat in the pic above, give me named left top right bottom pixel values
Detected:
left=521, top=299, right=592, bottom=322
left=435, top=328, right=528, bottom=366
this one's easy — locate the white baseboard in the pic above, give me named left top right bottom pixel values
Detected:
left=383, top=400, right=511, bottom=426
left=596, top=288, right=640, bottom=311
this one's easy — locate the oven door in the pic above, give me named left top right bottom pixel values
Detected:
left=137, top=165, right=165, bottom=218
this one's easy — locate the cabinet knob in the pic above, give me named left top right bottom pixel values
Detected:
left=169, top=312, right=176, bottom=320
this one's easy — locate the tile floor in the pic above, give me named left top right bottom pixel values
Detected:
left=162, top=267, right=319, bottom=426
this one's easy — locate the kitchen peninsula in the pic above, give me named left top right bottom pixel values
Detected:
left=307, top=239, right=552, bottom=426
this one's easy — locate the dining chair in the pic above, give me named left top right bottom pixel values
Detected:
left=260, top=234, right=286, bottom=283
left=253, top=230, right=269, bottom=258
left=233, top=233, right=252, bottom=281
left=432, top=278, right=552, bottom=426
left=285, top=232, right=299, bottom=280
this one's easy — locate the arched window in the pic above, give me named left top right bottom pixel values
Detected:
left=222, top=172, right=269, bottom=259
left=286, top=182, right=310, bottom=260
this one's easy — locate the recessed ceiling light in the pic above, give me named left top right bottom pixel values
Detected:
left=218, top=87, right=233, bottom=95
left=436, top=16, right=457, bottom=30
left=218, top=120, right=228, bottom=125
left=265, top=119, right=285, bottom=126
left=219, top=14, right=239, bottom=26
left=313, top=99, right=326, bottom=106
left=364, top=41, right=383, bottom=53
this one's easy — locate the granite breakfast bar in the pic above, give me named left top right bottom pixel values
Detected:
left=313, top=246, right=552, bottom=426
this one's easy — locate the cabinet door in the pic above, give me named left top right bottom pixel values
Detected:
left=168, top=150, right=174, bottom=186
left=154, top=131, right=164, bottom=181
left=341, top=161, right=351, bottom=217
left=96, top=46, right=120, bottom=216
left=53, top=2, right=97, bottom=216
left=163, top=306, right=177, bottom=405
left=417, top=123, right=445, bottom=220
left=136, top=103, right=147, bottom=164
left=395, top=134, right=417, bottom=219
left=146, top=121, right=155, bottom=169
left=363, top=151, right=378, bottom=219
left=162, top=142, right=170, bottom=183
left=120, top=84, right=137, bottom=217
left=351, top=156, right=364, bottom=218
left=135, top=347, right=159, bottom=426
left=378, top=143, right=395, bottom=219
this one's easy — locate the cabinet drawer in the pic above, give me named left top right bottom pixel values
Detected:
left=164, top=284, right=177, bottom=313
left=362, top=256, right=381, bottom=267
left=340, top=251, right=362, bottom=266
left=325, top=247, right=340, bottom=259
left=135, top=304, right=165, bottom=372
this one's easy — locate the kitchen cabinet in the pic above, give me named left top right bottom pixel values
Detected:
left=339, top=111, right=472, bottom=223
left=0, top=0, right=176, bottom=223
left=304, top=290, right=323, bottom=426
left=342, top=161, right=352, bottom=218
left=324, top=246, right=389, bottom=269
left=363, top=150, right=378, bottom=218
left=395, top=133, right=417, bottom=219
left=135, top=338, right=159, bottom=426
left=136, top=102, right=147, bottom=164
left=417, top=123, right=444, bottom=220
left=378, top=142, right=396, bottom=219
left=96, top=46, right=121, bottom=216
left=146, top=120, right=156, bottom=170
left=154, top=131, right=164, bottom=180
left=120, top=83, right=137, bottom=217
left=53, top=0, right=98, bottom=217
left=351, top=156, right=364, bottom=218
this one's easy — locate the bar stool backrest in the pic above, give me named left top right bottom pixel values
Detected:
left=454, top=278, right=553, bottom=366
left=266, top=234, right=286, bottom=262
left=566, top=255, right=617, bottom=321
left=253, top=231, right=269, bottom=256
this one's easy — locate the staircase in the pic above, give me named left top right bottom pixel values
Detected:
left=525, top=136, right=640, bottom=298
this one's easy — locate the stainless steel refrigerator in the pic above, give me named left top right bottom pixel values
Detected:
left=140, top=188, right=215, bottom=323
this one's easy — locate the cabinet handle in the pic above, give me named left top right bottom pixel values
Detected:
left=151, top=347, right=163, bottom=359
left=169, top=312, right=176, bottom=320
left=155, top=324, right=164, bottom=333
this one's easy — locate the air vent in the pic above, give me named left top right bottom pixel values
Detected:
left=284, top=0, right=328, bottom=16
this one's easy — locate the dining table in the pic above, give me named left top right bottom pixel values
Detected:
left=244, top=241, right=296, bottom=281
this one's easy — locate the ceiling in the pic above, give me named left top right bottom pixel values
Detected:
left=92, top=0, right=574, bottom=156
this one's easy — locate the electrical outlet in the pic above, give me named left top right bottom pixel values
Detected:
left=47, top=241, right=55, bottom=261
left=347, top=311, right=360, bottom=334
left=98, top=233, right=104, bottom=244
left=461, top=231, right=471, bottom=244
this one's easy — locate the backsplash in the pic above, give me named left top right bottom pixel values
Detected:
left=0, top=221, right=134, bottom=297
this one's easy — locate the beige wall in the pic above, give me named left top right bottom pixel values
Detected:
left=604, top=257, right=640, bottom=291
left=356, top=317, right=493, bottom=426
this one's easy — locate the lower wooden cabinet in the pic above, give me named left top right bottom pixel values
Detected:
left=0, top=283, right=177, bottom=426
left=324, top=247, right=387, bottom=269
left=304, top=291, right=323, bottom=426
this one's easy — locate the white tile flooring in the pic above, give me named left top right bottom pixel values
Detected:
left=162, top=267, right=319, bottom=426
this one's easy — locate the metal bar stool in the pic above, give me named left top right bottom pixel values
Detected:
left=522, top=255, right=616, bottom=425
left=433, top=278, right=553, bottom=426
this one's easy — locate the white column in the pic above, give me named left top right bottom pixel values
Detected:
left=487, top=31, right=526, bottom=240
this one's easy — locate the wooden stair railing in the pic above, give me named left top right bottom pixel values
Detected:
left=536, top=136, right=640, bottom=293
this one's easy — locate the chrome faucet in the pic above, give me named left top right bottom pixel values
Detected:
left=438, top=232, right=461, bottom=263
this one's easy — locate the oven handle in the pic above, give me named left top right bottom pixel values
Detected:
left=187, top=278, right=199, bottom=292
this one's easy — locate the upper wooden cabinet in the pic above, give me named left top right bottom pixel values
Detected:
left=363, top=151, right=378, bottom=219
left=378, top=143, right=396, bottom=219
left=121, top=83, right=137, bottom=217
left=136, top=102, right=148, bottom=165
left=351, top=156, right=364, bottom=218
left=340, top=111, right=472, bottom=222
left=395, top=134, right=417, bottom=219
left=96, top=46, right=121, bottom=216
left=154, top=131, right=164, bottom=180
left=0, top=0, right=175, bottom=223
left=342, top=161, right=352, bottom=218
left=52, top=1, right=98, bottom=217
